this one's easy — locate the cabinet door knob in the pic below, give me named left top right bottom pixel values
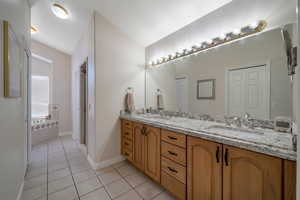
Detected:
left=224, top=148, right=229, bottom=166
left=167, top=136, right=177, bottom=140
left=216, top=146, right=220, bottom=163
left=167, top=167, right=178, bottom=173
left=124, top=152, right=129, bottom=156
left=168, top=151, right=178, bottom=156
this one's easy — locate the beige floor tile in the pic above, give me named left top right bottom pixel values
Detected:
left=22, top=185, right=46, bottom=200
left=71, top=162, right=92, bottom=174
left=48, top=161, right=69, bottom=173
left=25, top=167, right=47, bottom=179
left=135, top=181, right=164, bottom=200
left=73, top=169, right=96, bottom=183
left=24, top=174, right=47, bottom=190
left=48, top=168, right=71, bottom=182
left=80, top=188, right=111, bottom=200
left=152, top=191, right=176, bottom=200
left=48, top=175, right=74, bottom=194
left=112, top=160, right=128, bottom=169
left=48, top=186, right=78, bottom=200
left=95, top=167, right=114, bottom=176
left=124, top=172, right=149, bottom=188
left=115, top=189, right=142, bottom=200
left=105, top=179, right=132, bottom=199
left=117, top=164, right=139, bottom=177
left=76, top=177, right=103, bottom=196
left=98, top=168, right=122, bottom=185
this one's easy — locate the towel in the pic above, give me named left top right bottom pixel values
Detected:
left=157, top=94, right=164, bottom=110
left=125, top=92, right=135, bottom=113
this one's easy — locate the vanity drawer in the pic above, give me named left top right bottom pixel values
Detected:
left=122, top=120, right=133, bottom=130
left=161, top=171, right=186, bottom=200
left=162, top=141, right=186, bottom=166
left=162, top=130, right=186, bottom=148
left=162, top=157, right=186, bottom=184
left=122, top=138, right=133, bottom=151
left=123, top=148, right=133, bottom=162
left=122, top=127, right=133, bottom=140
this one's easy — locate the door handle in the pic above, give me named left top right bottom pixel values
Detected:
left=216, top=146, right=220, bottom=163
left=224, top=148, right=229, bottom=166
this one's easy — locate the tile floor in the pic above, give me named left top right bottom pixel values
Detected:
left=22, top=136, right=175, bottom=200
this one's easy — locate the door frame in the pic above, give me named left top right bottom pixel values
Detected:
left=78, top=58, right=89, bottom=155
left=225, top=61, right=271, bottom=118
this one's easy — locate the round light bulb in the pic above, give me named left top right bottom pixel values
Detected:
left=52, top=3, right=69, bottom=19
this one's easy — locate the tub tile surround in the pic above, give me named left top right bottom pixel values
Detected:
left=120, top=113, right=297, bottom=161
left=22, top=136, right=175, bottom=200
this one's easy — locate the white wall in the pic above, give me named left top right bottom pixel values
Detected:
left=0, top=0, right=30, bottom=199
left=93, top=12, right=145, bottom=164
left=31, top=40, right=72, bottom=134
left=71, top=14, right=96, bottom=160
left=146, top=0, right=297, bottom=61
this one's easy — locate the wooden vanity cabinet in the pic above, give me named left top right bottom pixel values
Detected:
left=187, top=136, right=222, bottom=200
left=123, top=121, right=161, bottom=183
left=144, top=126, right=161, bottom=182
left=222, top=145, right=282, bottom=200
left=121, top=120, right=296, bottom=200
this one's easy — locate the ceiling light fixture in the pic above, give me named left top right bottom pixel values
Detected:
left=51, top=3, right=69, bottom=19
left=31, top=26, right=38, bottom=34
left=149, top=20, right=267, bottom=67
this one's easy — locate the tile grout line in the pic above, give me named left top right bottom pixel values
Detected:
left=59, top=137, right=81, bottom=200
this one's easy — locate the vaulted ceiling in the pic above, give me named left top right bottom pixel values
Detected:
left=30, top=0, right=232, bottom=54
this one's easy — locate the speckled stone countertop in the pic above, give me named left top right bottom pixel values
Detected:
left=120, top=113, right=296, bottom=161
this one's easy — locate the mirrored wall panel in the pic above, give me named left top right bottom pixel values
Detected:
left=146, top=24, right=296, bottom=120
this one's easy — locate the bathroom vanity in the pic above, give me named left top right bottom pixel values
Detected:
left=120, top=114, right=296, bottom=200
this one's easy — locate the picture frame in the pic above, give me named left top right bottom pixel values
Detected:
left=2, top=20, right=22, bottom=98
left=197, top=79, right=215, bottom=99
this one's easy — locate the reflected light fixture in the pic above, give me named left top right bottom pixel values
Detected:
left=31, top=26, right=38, bottom=34
left=51, top=3, right=69, bottom=19
left=149, top=20, right=267, bottom=67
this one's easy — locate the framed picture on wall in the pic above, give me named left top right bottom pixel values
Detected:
left=2, top=20, right=22, bottom=98
left=197, top=79, right=215, bottom=99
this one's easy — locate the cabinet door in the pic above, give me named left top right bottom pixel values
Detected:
left=132, top=123, right=144, bottom=170
left=187, top=136, right=222, bottom=200
left=144, top=125, right=161, bottom=183
left=223, top=145, right=282, bottom=200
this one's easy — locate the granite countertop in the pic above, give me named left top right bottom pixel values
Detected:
left=120, top=113, right=297, bottom=161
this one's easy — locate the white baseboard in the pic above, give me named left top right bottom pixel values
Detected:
left=59, top=131, right=72, bottom=136
left=16, top=181, right=24, bottom=200
left=87, top=154, right=125, bottom=170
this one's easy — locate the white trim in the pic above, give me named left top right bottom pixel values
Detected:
left=32, top=53, right=53, bottom=64
left=16, top=181, right=24, bottom=200
left=225, top=61, right=271, bottom=119
left=87, top=154, right=125, bottom=170
left=59, top=131, right=72, bottom=136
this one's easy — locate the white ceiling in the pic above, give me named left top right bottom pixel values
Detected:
left=31, top=0, right=232, bottom=54
left=31, top=0, right=92, bottom=54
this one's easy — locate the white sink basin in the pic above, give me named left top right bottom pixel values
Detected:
left=206, top=125, right=264, bottom=135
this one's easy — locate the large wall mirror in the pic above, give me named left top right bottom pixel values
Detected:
left=146, top=23, right=296, bottom=121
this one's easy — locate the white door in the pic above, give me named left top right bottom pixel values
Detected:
left=175, top=77, right=189, bottom=112
left=227, top=65, right=270, bottom=119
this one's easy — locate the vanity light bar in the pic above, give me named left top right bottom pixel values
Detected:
left=149, top=20, right=267, bottom=67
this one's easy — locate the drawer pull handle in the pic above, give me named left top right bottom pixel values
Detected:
left=125, top=132, right=129, bottom=135
left=124, top=142, right=129, bottom=146
left=167, top=167, right=178, bottom=173
left=125, top=123, right=130, bottom=126
left=124, top=152, right=129, bottom=156
left=167, top=136, right=177, bottom=140
left=168, top=151, right=178, bottom=156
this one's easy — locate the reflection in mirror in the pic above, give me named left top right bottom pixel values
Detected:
left=146, top=24, right=296, bottom=121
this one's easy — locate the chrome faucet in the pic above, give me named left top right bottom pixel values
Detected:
left=243, top=112, right=254, bottom=129
left=232, top=116, right=242, bottom=127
